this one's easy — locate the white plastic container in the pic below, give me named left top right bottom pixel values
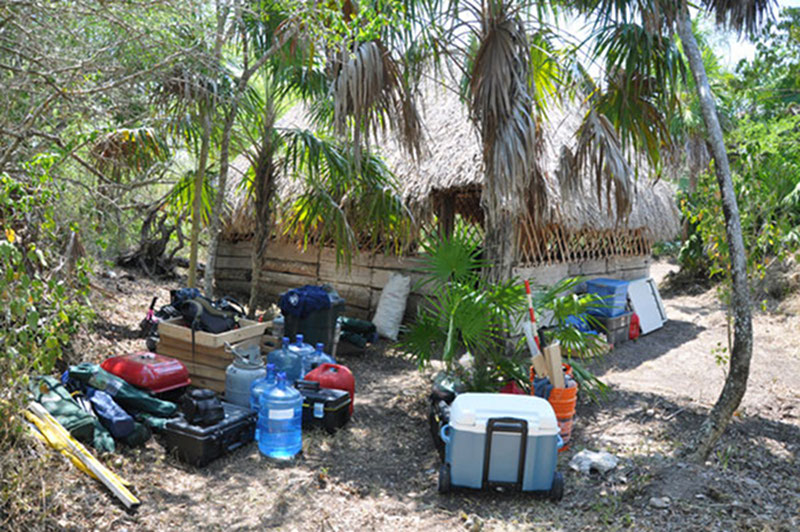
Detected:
left=439, top=393, right=563, bottom=499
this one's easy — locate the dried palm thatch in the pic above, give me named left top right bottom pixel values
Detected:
left=222, top=80, right=680, bottom=263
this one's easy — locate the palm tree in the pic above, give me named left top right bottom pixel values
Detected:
left=559, top=0, right=773, bottom=461
left=333, top=0, right=769, bottom=461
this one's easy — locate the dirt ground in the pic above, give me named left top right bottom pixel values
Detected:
left=28, top=261, right=800, bottom=531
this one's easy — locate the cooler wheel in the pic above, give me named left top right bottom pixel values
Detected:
left=438, top=463, right=451, bottom=493
left=549, top=471, right=564, bottom=502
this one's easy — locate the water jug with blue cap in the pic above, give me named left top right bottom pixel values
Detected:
left=257, top=372, right=302, bottom=460
left=266, top=337, right=303, bottom=384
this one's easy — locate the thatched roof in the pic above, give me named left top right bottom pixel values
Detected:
left=378, top=80, right=680, bottom=243
left=222, top=80, right=680, bottom=244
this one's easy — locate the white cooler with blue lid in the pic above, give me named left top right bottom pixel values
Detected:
left=439, top=393, right=563, bottom=499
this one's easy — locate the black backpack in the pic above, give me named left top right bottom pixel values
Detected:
left=180, top=297, right=240, bottom=334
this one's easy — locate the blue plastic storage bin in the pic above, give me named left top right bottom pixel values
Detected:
left=585, top=278, right=629, bottom=317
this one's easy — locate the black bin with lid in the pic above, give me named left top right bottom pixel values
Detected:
left=280, top=285, right=345, bottom=354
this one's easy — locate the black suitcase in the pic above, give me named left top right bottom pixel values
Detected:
left=162, top=401, right=256, bottom=466
left=295, top=380, right=351, bottom=434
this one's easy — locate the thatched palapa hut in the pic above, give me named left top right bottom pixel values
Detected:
left=215, top=84, right=680, bottom=320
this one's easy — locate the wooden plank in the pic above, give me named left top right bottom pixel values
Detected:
left=318, top=260, right=372, bottom=286
left=531, top=354, right=549, bottom=380
left=215, top=268, right=252, bottom=282
left=544, top=344, right=564, bottom=388
left=179, top=360, right=228, bottom=382
left=216, top=256, right=253, bottom=270
left=217, top=240, right=253, bottom=258
left=329, top=283, right=371, bottom=311
left=263, top=241, right=319, bottom=264
left=318, top=247, right=373, bottom=269
left=260, top=258, right=317, bottom=277
left=371, top=253, right=423, bottom=271
left=156, top=341, right=232, bottom=370
left=157, top=317, right=267, bottom=348
left=568, top=259, right=608, bottom=277
left=257, top=269, right=317, bottom=288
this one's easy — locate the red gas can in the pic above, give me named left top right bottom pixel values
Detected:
left=304, top=363, right=355, bottom=415
left=101, top=352, right=191, bottom=394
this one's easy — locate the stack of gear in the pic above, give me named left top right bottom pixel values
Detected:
left=60, top=363, right=179, bottom=449
left=338, top=317, right=377, bottom=349
left=162, top=390, right=256, bottom=467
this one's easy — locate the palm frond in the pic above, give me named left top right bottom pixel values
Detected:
left=279, top=129, right=414, bottom=264
left=90, top=127, right=169, bottom=177
left=701, top=0, right=775, bottom=35
left=331, top=40, right=423, bottom=162
left=468, top=3, right=541, bottom=224
left=572, top=108, right=635, bottom=220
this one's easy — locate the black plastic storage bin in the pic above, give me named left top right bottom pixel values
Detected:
left=162, top=401, right=256, bottom=466
left=283, top=289, right=346, bottom=353
left=295, top=380, right=351, bottom=433
left=591, top=311, right=632, bottom=346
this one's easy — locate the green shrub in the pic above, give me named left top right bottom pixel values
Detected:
left=0, top=162, right=94, bottom=446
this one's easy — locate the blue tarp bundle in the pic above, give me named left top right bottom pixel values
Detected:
left=279, top=285, right=331, bottom=319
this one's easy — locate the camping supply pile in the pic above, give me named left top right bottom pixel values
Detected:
left=27, top=287, right=359, bottom=508
left=566, top=276, right=667, bottom=348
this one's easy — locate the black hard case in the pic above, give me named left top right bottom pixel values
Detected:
left=295, top=380, right=351, bottom=433
left=162, top=401, right=256, bottom=466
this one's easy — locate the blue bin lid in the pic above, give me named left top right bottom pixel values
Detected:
left=586, top=278, right=629, bottom=288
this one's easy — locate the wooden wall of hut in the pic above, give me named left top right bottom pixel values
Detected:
left=215, top=238, right=652, bottom=322
left=214, top=239, right=429, bottom=320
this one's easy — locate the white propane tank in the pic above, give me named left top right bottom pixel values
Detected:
left=225, top=342, right=266, bottom=408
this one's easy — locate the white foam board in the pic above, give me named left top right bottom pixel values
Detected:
left=628, top=277, right=667, bottom=335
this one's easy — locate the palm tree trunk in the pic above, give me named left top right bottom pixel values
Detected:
left=189, top=108, right=211, bottom=288
left=203, top=100, right=239, bottom=298
left=677, top=7, right=753, bottom=463
left=484, top=208, right=517, bottom=284
left=247, top=91, right=278, bottom=316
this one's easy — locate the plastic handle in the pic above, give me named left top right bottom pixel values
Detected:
left=440, top=424, right=452, bottom=444
left=556, top=433, right=564, bottom=450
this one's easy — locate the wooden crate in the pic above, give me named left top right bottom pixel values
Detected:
left=156, top=318, right=269, bottom=393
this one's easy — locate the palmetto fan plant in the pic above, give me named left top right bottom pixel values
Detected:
left=401, top=226, right=529, bottom=392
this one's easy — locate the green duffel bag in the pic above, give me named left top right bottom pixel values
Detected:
left=29, top=375, right=95, bottom=443
left=67, top=363, right=177, bottom=418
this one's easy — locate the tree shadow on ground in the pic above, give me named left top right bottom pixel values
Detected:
left=93, top=315, right=142, bottom=342
left=588, top=318, right=705, bottom=377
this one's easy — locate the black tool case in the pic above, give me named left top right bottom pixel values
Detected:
left=162, top=401, right=256, bottom=466
left=295, top=380, right=351, bottom=433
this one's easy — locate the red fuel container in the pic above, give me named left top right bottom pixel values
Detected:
left=304, top=363, right=355, bottom=415
left=101, top=352, right=191, bottom=394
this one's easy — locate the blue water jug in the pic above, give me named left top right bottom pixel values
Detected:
left=250, top=363, right=277, bottom=411
left=267, top=336, right=303, bottom=384
left=303, top=342, right=336, bottom=376
left=257, top=372, right=302, bottom=460
left=288, top=334, right=315, bottom=374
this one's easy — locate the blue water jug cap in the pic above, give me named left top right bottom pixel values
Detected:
left=282, top=336, right=290, bottom=345
left=276, top=372, right=287, bottom=388
left=315, top=343, right=324, bottom=351
left=267, top=363, right=275, bottom=369
left=296, top=333, right=304, bottom=344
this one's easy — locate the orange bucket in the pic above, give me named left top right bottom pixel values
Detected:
left=529, top=363, right=579, bottom=451
left=548, top=384, right=578, bottom=452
